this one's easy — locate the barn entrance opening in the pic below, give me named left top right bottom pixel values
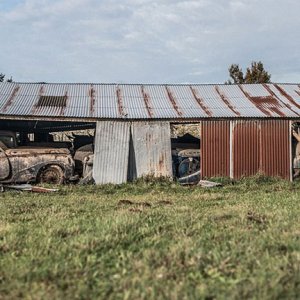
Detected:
left=0, top=119, right=96, bottom=183
left=170, top=123, right=201, bottom=184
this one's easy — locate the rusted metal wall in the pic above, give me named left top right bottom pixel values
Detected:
left=201, top=120, right=230, bottom=178
left=93, top=121, right=130, bottom=184
left=202, top=120, right=291, bottom=180
left=131, top=122, right=173, bottom=178
left=260, top=120, right=291, bottom=180
left=232, top=121, right=261, bottom=179
left=232, top=120, right=291, bottom=180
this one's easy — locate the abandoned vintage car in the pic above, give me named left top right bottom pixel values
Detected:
left=0, top=131, right=75, bottom=184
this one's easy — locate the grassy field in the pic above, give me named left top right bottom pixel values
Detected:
left=0, top=177, right=299, bottom=299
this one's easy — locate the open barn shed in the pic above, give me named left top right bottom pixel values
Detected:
left=1, top=82, right=300, bottom=184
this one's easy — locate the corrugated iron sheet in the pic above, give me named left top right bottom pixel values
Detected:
left=201, top=121, right=230, bottom=178
left=93, top=121, right=130, bottom=184
left=202, top=119, right=292, bottom=180
left=232, top=121, right=261, bottom=179
left=131, top=121, right=173, bottom=178
left=260, top=120, right=291, bottom=180
left=231, top=120, right=291, bottom=180
left=1, top=82, right=300, bottom=120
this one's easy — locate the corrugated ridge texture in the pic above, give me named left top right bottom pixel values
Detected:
left=1, top=82, right=300, bottom=120
left=201, top=121, right=230, bottom=178
left=131, top=121, right=173, bottom=178
left=93, top=121, right=130, bottom=184
left=261, top=120, right=291, bottom=180
left=232, top=121, right=261, bottom=179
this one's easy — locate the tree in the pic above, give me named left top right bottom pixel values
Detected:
left=0, top=73, right=13, bottom=82
left=226, top=61, right=271, bottom=84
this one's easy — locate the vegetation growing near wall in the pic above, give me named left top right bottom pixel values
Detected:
left=0, top=178, right=299, bottom=299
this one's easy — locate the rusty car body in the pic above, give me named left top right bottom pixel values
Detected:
left=0, top=131, right=75, bottom=184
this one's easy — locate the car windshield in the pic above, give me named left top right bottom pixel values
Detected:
left=0, top=135, right=15, bottom=148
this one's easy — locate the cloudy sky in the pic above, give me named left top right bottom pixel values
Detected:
left=0, top=0, right=299, bottom=83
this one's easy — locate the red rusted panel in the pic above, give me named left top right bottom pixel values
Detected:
left=201, top=120, right=230, bottom=178
left=232, top=121, right=260, bottom=179
left=261, top=120, right=291, bottom=180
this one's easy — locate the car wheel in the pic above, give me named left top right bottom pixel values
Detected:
left=37, top=165, right=64, bottom=184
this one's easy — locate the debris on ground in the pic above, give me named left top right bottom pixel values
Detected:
left=198, top=180, right=222, bottom=188
left=31, top=186, right=59, bottom=193
left=178, top=170, right=201, bottom=185
left=2, top=184, right=58, bottom=193
left=178, top=170, right=223, bottom=187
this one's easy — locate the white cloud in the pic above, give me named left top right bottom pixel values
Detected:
left=0, top=0, right=299, bottom=83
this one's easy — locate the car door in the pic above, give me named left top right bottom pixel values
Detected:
left=0, top=147, right=10, bottom=180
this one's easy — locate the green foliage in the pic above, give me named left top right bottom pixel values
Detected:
left=0, top=73, right=13, bottom=82
left=0, top=179, right=299, bottom=299
left=226, top=61, right=271, bottom=84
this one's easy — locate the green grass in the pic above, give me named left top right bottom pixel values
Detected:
left=0, top=178, right=299, bottom=299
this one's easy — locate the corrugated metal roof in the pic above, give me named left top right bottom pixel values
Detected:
left=1, top=82, right=300, bottom=120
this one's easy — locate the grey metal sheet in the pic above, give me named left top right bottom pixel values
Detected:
left=131, top=121, right=173, bottom=178
left=191, top=85, right=237, bottom=118
left=120, top=85, right=149, bottom=119
left=93, top=121, right=130, bottom=184
left=218, top=85, right=266, bottom=117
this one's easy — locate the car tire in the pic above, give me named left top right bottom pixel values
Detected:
left=37, top=165, right=64, bottom=184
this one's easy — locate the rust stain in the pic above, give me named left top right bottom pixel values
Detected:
left=158, top=152, right=164, bottom=173
left=31, top=85, right=45, bottom=114
left=141, top=85, right=153, bottom=118
left=165, top=86, right=182, bottom=117
left=60, top=90, right=69, bottom=116
left=239, top=85, right=285, bottom=117
left=274, top=84, right=300, bottom=110
left=215, top=86, right=241, bottom=116
left=116, top=86, right=126, bottom=117
left=263, top=84, right=299, bottom=116
left=89, top=85, right=96, bottom=117
left=2, top=85, right=20, bottom=113
left=190, top=86, right=212, bottom=117
left=268, top=106, right=285, bottom=117
left=39, top=85, right=45, bottom=96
